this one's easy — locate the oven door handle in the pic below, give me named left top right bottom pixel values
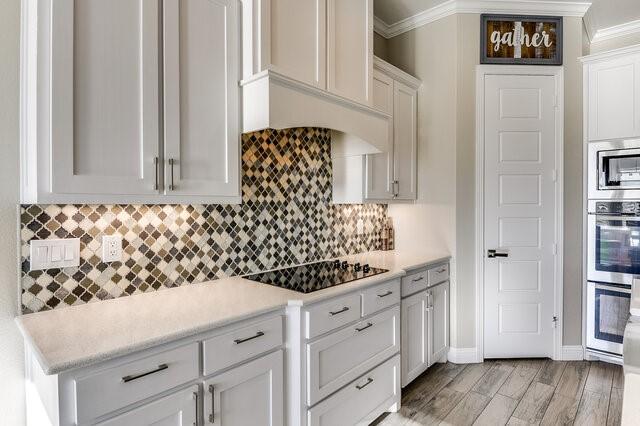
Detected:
left=594, top=283, right=632, bottom=294
left=590, top=214, right=640, bottom=221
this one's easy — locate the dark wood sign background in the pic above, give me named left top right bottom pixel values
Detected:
left=481, top=15, right=563, bottom=65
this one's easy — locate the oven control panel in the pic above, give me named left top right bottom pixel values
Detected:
left=596, top=201, right=640, bottom=214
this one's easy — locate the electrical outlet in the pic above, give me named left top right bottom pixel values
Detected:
left=102, top=235, right=123, bottom=262
left=356, top=219, right=364, bottom=235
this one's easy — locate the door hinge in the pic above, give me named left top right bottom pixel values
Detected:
left=551, top=169, right=557, bottom=182
left=552, top=243, right=557, bottom=255
left=554, top=94, right=558, bottom=108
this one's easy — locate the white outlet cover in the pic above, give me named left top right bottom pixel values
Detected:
left=102, top=235, right=123, bottom=263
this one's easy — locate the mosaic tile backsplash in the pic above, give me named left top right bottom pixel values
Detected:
left=20, top=128, right=387, bottom=313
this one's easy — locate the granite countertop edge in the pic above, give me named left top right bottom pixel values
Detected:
left=16, top=250, right=451, bottom=375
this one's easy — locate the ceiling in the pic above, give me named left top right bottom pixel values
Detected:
left=374, top=0, right=640, bottom=39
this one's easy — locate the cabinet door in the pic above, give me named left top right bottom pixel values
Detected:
left=430, top=282, right=449, bottom=364
left=163, top=0, right=240, bottom=198
left=50, top=0, right=160, bottom=195
left=326, top=0, right=373, bottom=105
left=203, top=350, right=284, bottom=426
left=365, top=70, right=394, bottom=200
left=401, top=292, right=429, bottom=387
left=588, top=54, right=640, bottom=141
left=97, top=386, right=198, bottom=426
left=393, top=80, right=418, bottom=200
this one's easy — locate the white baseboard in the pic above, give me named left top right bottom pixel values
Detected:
left=448, top=347, right=480, bottom=364
left=561, top=345, right=585, bottom=361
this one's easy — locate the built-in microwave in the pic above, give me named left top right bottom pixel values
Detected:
left=588, top=139, right=640, bottom=200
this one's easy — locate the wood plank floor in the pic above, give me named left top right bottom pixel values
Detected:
left=371, top=360, right=623, bottom=426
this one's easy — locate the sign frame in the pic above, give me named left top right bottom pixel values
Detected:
left=480, top=14, right=563, bottom=65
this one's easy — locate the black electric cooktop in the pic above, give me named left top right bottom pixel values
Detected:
left=245, top=260, right=389, bottom=294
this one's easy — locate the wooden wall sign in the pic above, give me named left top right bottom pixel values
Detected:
left=481, top=14, right=563, bottom=65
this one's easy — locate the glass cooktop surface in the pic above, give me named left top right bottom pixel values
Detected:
left=245, top=260, right=388, bottom=293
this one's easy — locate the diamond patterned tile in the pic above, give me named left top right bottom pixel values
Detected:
left=20, top=128, right=388, bottom=313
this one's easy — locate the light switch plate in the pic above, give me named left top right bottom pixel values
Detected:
left=30, top=238, right=80, bottom=271
left=102, top=235, right=123, bottom=262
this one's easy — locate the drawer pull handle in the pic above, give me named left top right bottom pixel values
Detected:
left=355, top=322, right=373, bottom=332
left=208, top=385, right=215, bottom=423
left=329, top=306, right=349, bottom=316
left=412, top=276, right=425, bottom=282
left=122, top=363, right=169, bottom=383
left=233, top=331, right=265, bottom=344
left=436, top=267, right=447, bottom=273
left=193, top=391, right=199, bottom=426
left=356, top=377, right=374, bottom=390
left=377, top=290, right=393, bottom=298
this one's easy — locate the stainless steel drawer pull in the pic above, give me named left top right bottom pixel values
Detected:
left=356, top=377, right=374, bottom=390
left=355, top=322, right=373, bottom=332
left=233, top=331, right=265, bottom=345
left=436, top=267, right=447, bottom=273
left=122, top=363, right=168, bottom=383
left=412, top=276, right=425, bottom=282
left=153, top=156, right=159, bottom=190
left=329, top=306, right=349, bottom=316
left=377, top=291, right=393, bottom=298
left=208, top=385, right=215, bottom=423
left=193, top=391, right=199, bottom=426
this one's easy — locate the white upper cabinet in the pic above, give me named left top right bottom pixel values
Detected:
left=21, top=0, right=241, bottom=204
left=241, top=0, right=326, bottom=88
left=392, top=79, right=418, bottom=200
left=326, top=0, right=373, bottom=106
left=584, top=48, right=640, bottom=142
left=50, top=0, right=161, bottom=197
left=163, top=0, right=240, bottom=198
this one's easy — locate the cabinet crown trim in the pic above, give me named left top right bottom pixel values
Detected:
left=373, top=57, right=421, bottom=90
left=580, top=43, right=640, bottom=63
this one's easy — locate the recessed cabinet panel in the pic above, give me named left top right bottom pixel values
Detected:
left=401, top=291, right=429, bottom=387
left=50, top=0, right=159, bottom=195
left=366, top=69, right=394, bottom=200
left=163, top=0, right=240, bottom=197
left=327, top=0, right=373, bottom=105
left=430, top=282, right=449, bottom=363
left=393, top=80, right=418, bottom=200
left=269, top=0, right=326, bottom=88
left=588, top=55, right=640, bottom=141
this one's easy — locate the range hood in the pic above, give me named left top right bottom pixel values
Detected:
left=241, top=70, right=390, bottom=156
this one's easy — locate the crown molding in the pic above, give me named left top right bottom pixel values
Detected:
left=374, top=0, right=592, bottom=39
left=580, top=42, right=640, bottom=63
left=590, top=19, right=640, bottom=44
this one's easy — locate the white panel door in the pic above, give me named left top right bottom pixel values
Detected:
left=401, top=291, right=429, bottom=387
left=97, top=386, right=198, bottom=426
left=50, top=0, right=160, bottom=195
left=203, top=350, right=283, bottom=426
left=393, top=80, right=418, bottom=200
left=163, top=0, right=240, bottom=197
left=588, top=54, right=640, bottom=141
left=483, top=74, right=558, bottom=358
left=326, top=0, right=373, bottom=105
left=366, top=69, right=394, bottom=200
left=430, top=281, right=449, bottom=363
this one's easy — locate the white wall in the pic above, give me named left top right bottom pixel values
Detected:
left=384, top=15, right=585, bottom=350
left=0, top=0, right=26, bottom=424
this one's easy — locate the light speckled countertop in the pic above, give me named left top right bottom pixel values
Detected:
left=16, top=250, right=450, bottom=375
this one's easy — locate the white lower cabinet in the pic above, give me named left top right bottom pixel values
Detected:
left=307, top=355, right=400, bottom=426
left=97, top=386, right=199, bottom=426
left=400, top=266, right=450, bottom=388
left=401, top=290, right=430, bottom=387
left=203, top=350, right=284, bottom=426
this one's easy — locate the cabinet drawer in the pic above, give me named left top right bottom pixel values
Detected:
left=428, top=263, right=449, bottom=286
left=401, top=269, right=428, bottom=297
left=307, top=355, right=401, bottom=426
left=75, top=343, right=199, bottom=424
left=305, top=292, right=361, bottom=339
left=361, top=279, right=400, bottom=317
left=202, top=315, right=283, bottom=376
left=306, top=306, right=400, bottom=406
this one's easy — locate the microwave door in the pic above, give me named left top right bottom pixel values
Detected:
left=599, top=148, right=640, bottom=190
